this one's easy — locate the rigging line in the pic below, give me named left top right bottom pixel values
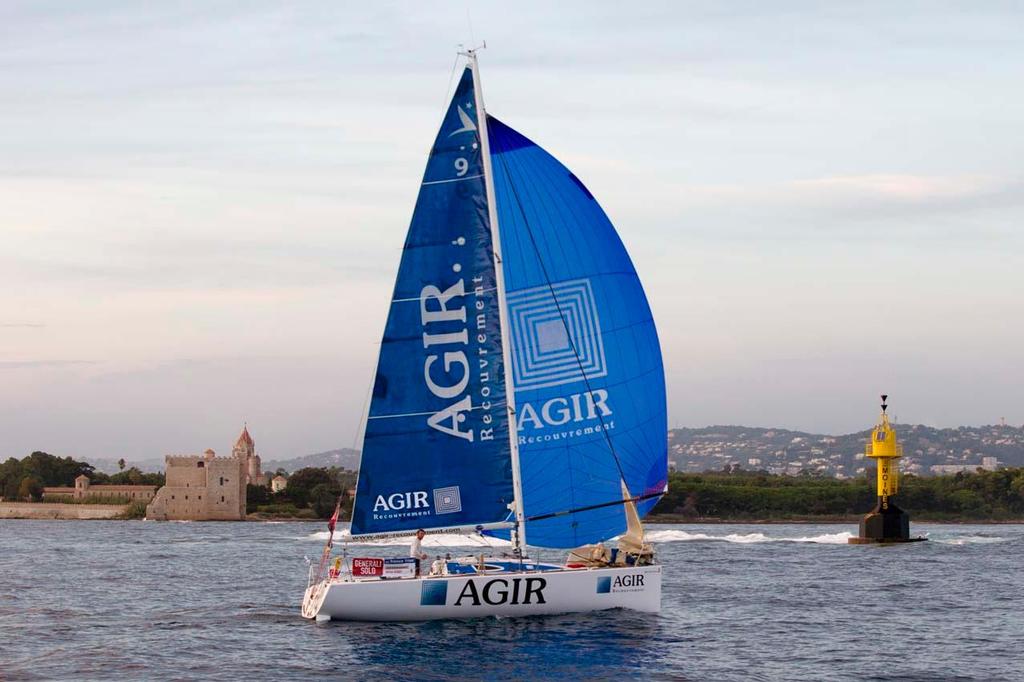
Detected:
left=368, top=400, right=507, bottom=420
left=493, top=145, right=629, bottom=489
left=521, top=146, right=662, bottom=497
left=313, top=356, right=375, bottom=578
left=525, top=491, right=664, bottom=523
left=434, top=52, right=463, bottom=149
left=422, top=173, right=484, bottom=186
left=351, top=375, right=374, bottom=451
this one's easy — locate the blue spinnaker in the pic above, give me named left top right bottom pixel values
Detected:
left=350, top=68, right=515, bottom=536
left=488, top=115, right=668, bottom=548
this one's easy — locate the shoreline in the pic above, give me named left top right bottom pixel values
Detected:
left=0, top=502, right=130, bottom=520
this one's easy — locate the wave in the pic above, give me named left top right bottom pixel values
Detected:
left=305, top=528, right=855, bottom=546
left=644, top=530, right=770, bottom=544
left=787, top=531, right=855, bottom=544
left=305, top=530, right=512, bottom=548
left=932, top=535, right=1008, bottom=545
left=644, top=529, right=854, bottom=545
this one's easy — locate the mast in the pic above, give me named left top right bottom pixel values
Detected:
left=467, top=47, right=527, bottom=552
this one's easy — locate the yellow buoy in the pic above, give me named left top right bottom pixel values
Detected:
left=848, top=395, right=925, bottom=544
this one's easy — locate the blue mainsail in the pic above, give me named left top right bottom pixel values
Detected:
left=488, top=116, right=668, bottom=549
left=350, top=68, right=515, bottom=536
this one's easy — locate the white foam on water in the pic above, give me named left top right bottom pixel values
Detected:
left=305, top=530, right=512, bottom=548
left=787, top=531, right=855, bottom=544
left=932, top=535, right=1007, bottom=545
left=644, top=529, right=854, bottom=545
left=716, top=532, right=770, bottom=540
left=645, top=530, right=770, bottom=543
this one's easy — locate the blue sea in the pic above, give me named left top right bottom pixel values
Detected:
left=1, top=521, right=1021, bottom=680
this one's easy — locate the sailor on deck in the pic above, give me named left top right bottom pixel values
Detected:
left=410, top=528, right=428, bottom=577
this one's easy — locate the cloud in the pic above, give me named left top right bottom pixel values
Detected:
left=678, top=174, right=1019, bottom=208
left=634, top=173, right=1024, bottom=245
left=790, top=174, right=1022, bottom=207
left=0, top=360, right=96, bottom=369
left=1, top=0, right=1022, bottom=455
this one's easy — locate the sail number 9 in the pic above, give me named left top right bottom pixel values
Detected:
left=454, top=158, right=469, bottom=177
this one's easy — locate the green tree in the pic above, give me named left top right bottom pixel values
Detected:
left=17, top=476, right=43, bottom=502
left=283, top=467, right=336, bottom=508
left=98, top=468, right=165, bottom=487
left=21, top=451, right=93, bottom=486
left=246, top=483, right=271, bottom=513
left=0, top=457, right=23, bottom=499
left=310, top=482, right=342, bottom=518
left=118, top=458, right=126, bottom=471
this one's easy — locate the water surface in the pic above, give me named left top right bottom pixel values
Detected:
left=1, top=521, right=1021, bottom=680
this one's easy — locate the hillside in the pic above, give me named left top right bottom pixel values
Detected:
left=86, top=457, right=165, bottom=474
left=76, top=424, right=1024, bottom=479
left=79, top=448, right=359, bottom=475
left=670, top=424, right=1024, bottom=477
left=262, top=448, right=360, bottom=473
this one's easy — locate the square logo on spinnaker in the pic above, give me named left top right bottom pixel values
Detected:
left=420, top=580, right=448, bottom=606
left=596, top=576, right=611, bottom=594
left=506, top=278, right=607, bottom=390
left=433, top=486, right=462, bottom=515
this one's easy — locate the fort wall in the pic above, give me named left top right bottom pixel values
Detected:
left=146, top=439, right=251, bottom=521
left=0, top=502, right=128, bottom=520
left=42, top=476, right=156, bottom=502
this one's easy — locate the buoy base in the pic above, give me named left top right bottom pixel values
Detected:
left=847, top=536, right=927, bottom=544
left=853, top=499, right=916, bottom=543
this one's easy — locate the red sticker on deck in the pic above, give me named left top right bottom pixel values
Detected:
left=351, top=557, right=384, bottom=577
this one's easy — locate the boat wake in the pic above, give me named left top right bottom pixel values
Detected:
left=643, top=530, right=855, bottom=545
left=930, top=534, right=1008, bottom=545
left=304, top=528, right=1012, bottom=548
left=304, top=529, right=856, bottom=546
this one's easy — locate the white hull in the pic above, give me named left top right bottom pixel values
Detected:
left=302, top=564, right=661, bottom=622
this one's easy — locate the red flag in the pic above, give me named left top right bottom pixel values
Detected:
left=326, top=499, right=341, bottom=542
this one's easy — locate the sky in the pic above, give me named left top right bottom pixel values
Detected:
left=1, top=1, right=1022, bottom=462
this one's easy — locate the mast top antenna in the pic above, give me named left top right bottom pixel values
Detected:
left=459, top=41, right=487, bottom=58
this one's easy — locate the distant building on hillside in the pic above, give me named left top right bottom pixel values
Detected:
left=271, top=474, right=288, bottom=493
left=146, top=425, right=265, bottom=521
left=43, top=475, right=157, bottom=502
left=929, top=457, right=1000, bottom=475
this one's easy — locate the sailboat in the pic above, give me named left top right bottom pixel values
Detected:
left=301, top=47, right=668, bottom=622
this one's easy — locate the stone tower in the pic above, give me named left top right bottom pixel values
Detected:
left=233, top=424, right=263, bottom=486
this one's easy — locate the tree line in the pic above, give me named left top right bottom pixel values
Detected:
left=6, top=450, right=1024, bottom=521
left=651, top=467, right=1024, bottom=520
left=246, top=466, right=357, bottom=519
left=0, top=450, right=353, bottom=517
left=0, top=451, right=164, bottom=502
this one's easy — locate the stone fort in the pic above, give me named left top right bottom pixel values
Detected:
left=146, top=426, right=267, bottom=521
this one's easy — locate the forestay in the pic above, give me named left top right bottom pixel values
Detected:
left=487, top=116, right=668, bottom=548
left=350, top=68, right=515, bottom=537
